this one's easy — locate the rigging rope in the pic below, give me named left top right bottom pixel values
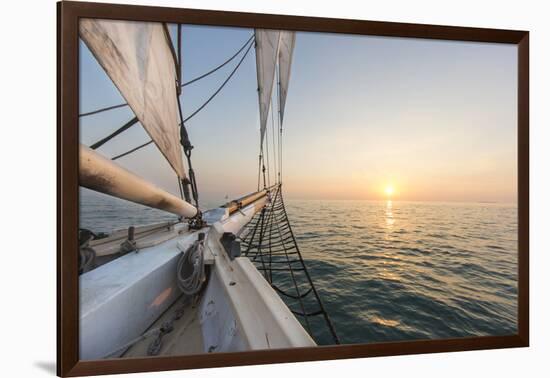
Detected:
left=181, top=34, right=254, bottom=87
left=257, top=154, right=262, bottom=191
left=265, top=123, right=271, bottom=188
left=79, top=103, right=128, bottom=118
left=110, top=39, right=254, bottom=161
left=177, top=75, right=200, bottom=209
left=90, top=116, right=139, bottom=150
left=270, top=95, right=278, bottom=184
left=112, top=139, right=153, bottom=160
left=181, top=39, right=254, bottom=124
left=276, top=68, right=283, bottom=184
left=79, top=34, right=255, bottom=119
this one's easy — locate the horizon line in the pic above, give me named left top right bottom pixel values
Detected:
left=282, top=197, right=518, bottom=205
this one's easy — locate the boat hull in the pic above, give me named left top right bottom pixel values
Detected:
left=79, top=193, right=314, bottom=360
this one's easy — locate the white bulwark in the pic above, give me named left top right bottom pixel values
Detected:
left=79, top=197, right=314, bottom=360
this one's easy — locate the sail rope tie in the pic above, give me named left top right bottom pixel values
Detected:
left=79, top=34, right=255, bottom=118
left=110, top=39, right=255, bottom=161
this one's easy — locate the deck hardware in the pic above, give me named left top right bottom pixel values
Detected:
left=120, top=226, right=138, bottom=253
left=220, top=232, right=241, bottom=260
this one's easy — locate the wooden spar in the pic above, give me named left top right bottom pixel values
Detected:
left=79, top=144, right=198, bottom=218
left=223, top=184, right=277, bottom=215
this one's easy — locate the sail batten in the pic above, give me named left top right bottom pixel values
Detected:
left=278, top=31, right=296, bottom=124
left=80, top=19, right=186, bottom=178
left=254, top=29, right=280, bottom=146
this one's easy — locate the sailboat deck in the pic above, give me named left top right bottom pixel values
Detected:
left=122, top=296, right=204, bottom=358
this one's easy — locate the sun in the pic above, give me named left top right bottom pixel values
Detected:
left=384, top=185, right=395, bottom=197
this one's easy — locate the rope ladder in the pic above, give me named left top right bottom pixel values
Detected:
left=240, top=184, right=340, bottom=344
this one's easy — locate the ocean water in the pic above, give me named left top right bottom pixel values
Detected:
left=80, top=190, right=518, bottom=345
left=287, top=199, right=517, bottom=344
left=80, top=189, right=179, bottom=233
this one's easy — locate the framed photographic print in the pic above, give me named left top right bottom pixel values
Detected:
left=57, top=1, right=529, bottom=376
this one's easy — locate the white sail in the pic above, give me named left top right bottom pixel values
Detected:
left=254, top=29, right=280, bottom=145
left=277, top=31, right=296, bottom=124
left=80, top=19, right=185, bottom=178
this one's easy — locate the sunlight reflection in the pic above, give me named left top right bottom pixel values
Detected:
left=379, top=268, right=401, bottom=282
left=385, top=200, right=394, bottom=227
left=371, top=316, right=400, bottom=328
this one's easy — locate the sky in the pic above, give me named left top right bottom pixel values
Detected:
left=79, top=23, right=517, bottom=206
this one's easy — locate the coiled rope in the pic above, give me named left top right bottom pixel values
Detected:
left=176, top=233, right=207, bottom=295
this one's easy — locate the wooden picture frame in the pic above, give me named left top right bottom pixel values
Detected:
left=57, top=1, right=529, bottom=376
